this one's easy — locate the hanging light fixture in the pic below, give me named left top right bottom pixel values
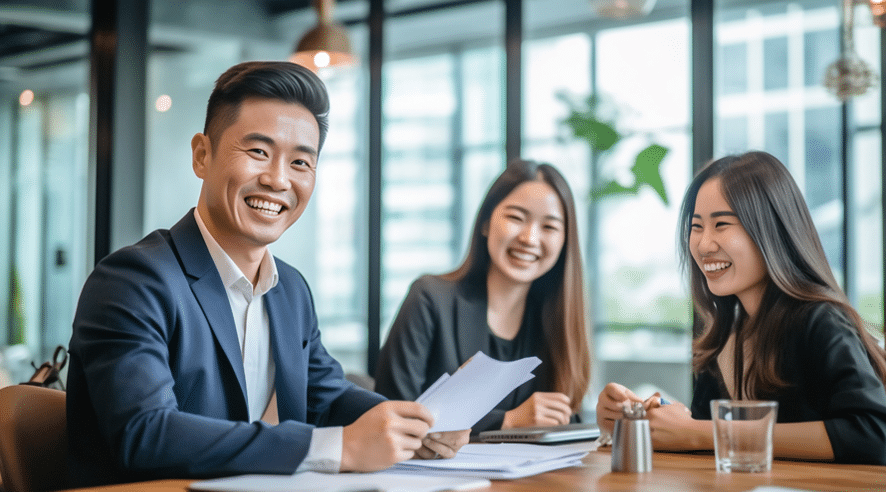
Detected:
left=290, top=0, right=355, bottom=72
left=870, top=0, right=886, bottom=27
left=823, top=0, right=879, bottom=101
left=593, top=0, right=657, bottom=19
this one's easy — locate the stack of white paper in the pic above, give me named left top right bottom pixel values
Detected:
left=417, top=351, right=541, bottom=432
left=188, top=471, right=490, bottom=492
left=389, top=443, right=588, bottom=479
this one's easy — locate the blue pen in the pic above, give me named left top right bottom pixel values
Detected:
left=660, top=397, right=671, bottom=405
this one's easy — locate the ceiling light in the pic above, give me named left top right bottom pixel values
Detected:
left=594, top=0, right=657, bottom=19
left=824, top=0, right=879, bottom=101
left=870, top=0, right=886, bottom=27
left=290, top=0, right=355, bottom=72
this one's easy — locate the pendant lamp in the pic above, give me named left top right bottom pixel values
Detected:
left=290, top=0, right=355, bottom=72
left=870, top=0, right=886, bottom=27
left=823, top=0, right=879, bottom=101
left=594, top=0, right=656, bottom=19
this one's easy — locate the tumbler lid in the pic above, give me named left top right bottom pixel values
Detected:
left=622, top=401, right=646, bottom=420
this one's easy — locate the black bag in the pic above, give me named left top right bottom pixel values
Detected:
left=22, top=345, right=67, bottom=391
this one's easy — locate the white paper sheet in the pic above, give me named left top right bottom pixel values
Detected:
left=389, top=443, right=588, bottom=479
left=188, top=471, right=490, bottom=492
left=416, top=351, right=541, bottom=432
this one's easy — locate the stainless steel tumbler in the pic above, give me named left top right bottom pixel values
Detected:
left=611, top=401, right=653, bottom=472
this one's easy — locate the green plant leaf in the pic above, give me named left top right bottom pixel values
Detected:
left=591, top=178, right=640, bottom=201
left=563, top=114, right=620, bottom=151
left=631, top=143, right=669, bottom=205
left=557, top=90, right=670, bottom=206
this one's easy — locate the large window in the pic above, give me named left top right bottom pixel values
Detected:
left=850, top=7, right=882, bottom=329
left=380, top=1, right=505, bottom=343
left=716, top=2, right=844, bottom=272
left=715, top=0, right=883, bottom=332
left=524, top=3, right=693, bottom=405
left=0, top=0, right=91, bottom=383
left=0, top=0, right=882, bottom=400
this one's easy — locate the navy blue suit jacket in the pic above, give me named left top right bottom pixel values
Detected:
left=66, top=210, right=385, bottom=487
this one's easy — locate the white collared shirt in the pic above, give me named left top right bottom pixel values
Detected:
left=195, top=209, right=277, bottom=422
left=194, top=209, right=342, bottom=472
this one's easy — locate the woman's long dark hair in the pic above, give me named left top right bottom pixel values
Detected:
left=678, top=151, right=886, bottom=398
left=443, top=159, right=590, bottom=411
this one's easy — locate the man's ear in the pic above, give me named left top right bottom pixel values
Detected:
left=191, top=133, right=210, bottom=179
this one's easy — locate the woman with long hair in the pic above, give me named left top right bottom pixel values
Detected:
left=375, top=159, right=591, bottom=433
left=597, top=151, right=886, bottom=464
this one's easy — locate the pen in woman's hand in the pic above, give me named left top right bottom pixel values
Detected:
left=643, top=394, right=670, bottom=409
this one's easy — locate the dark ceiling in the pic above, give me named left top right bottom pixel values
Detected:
left=265, top=0, right=322, bottom=16
left=0, top=1, right=338, bottom=74
left=0, top=23, right=83, bottom=67
left=265, top=0, right=362, bottom=16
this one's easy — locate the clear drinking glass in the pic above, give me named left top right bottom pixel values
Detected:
left=711, top=400, right=778, bottom=472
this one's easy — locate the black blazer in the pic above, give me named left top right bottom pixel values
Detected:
left=375, top=275, right=549, bottom=433
left=691, top=302, right=886, bottom=465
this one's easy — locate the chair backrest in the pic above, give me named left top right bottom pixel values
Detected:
left=345, top=372, right=375, bottom=392
left=0, top=385, right=68, bottom=492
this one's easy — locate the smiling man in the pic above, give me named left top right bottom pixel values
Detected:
left=66, top=61, right=468, bottom=488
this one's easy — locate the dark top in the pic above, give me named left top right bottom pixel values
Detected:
left=375, top=275, right=552, bottom=433
left=690, top=302, right=886, bottom=465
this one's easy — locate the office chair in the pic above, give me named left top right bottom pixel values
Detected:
left=345, top=372, right=375, bottom=391
left=0, top=385, right=68, bottom=492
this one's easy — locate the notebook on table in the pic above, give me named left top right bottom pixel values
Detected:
left=478, top=423, right=600, bottom=444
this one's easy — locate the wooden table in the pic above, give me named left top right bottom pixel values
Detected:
left=61, top=447, right=886, bottom=492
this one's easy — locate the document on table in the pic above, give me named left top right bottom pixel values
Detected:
left=389, top=443, right=588, bottom=480
left=416, top=351, right=541, bottom=432
left=188, top=471, right=490, bottom=492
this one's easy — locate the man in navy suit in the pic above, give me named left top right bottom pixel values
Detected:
left=66, top=61, right=468, bottom=488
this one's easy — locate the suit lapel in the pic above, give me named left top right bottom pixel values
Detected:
left=264, top=275, right=307, bottom=421
left=454, top=281, right=490, bottom=362
left=169, top=210, right=248, bottom=407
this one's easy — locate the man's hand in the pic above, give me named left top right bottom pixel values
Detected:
left=414, top=430, right=471, bottom=460
left=595, top=383, right=644, bottom=435
left=341, top=401, right=433, bottom=472
left=502, top=392, right=572, bottom=429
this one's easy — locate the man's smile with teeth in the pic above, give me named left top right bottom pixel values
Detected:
left=245, top=197, right=284, bottom=215
left=704, top=261, right=731, bottom=272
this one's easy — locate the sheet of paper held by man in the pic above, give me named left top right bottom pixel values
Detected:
left=415, top=351, right=541, bottom=432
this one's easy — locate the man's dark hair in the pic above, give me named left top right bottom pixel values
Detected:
left=203, top=61, right=330, bottom=151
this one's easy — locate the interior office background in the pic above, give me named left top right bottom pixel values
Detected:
left=0, top=0, right=882, bottom=408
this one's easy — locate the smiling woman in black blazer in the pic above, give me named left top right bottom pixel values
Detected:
left=597, top=151, right=886, bottom=465
left=375, top=159, right=591, bottom=434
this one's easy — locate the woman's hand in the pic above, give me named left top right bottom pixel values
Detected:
left=502, top=392, right=572, bottom=428
left=646, top=398, right=708, bottom=451
left=595, top=383, right=644, bottom=435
